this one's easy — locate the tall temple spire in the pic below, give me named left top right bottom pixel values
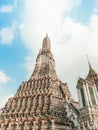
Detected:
left=42, top=34, right=51, bottom=51
left=0, top=35, right=74, bottom=130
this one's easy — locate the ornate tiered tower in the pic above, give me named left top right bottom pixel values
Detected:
left=77, top=61, right=98, bottom=129
left=0, top=35, right=74, bottom=130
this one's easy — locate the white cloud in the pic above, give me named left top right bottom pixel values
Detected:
left=0, top=0, right=17, bottom=13
left=0, top=28, right=14, bottom=44
left=0, top=71, right=11, bottom=83
left=0, top=5, right=14, bottom=13
left=52, top=16, right=98, bottom=99
left=19, top=0, right=81, bottom=52
left=0, top=23, right=16, bottom=44
left=19, top=0, right=98, bottom=100
left=89, top=14, right=98, bottom=33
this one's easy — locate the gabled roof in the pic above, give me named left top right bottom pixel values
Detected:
left=76, top=77, right=85, bottom=88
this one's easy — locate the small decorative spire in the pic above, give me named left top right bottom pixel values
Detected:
left=46, top=33, right=48, bottom=37
left=86, top=55, right=92, bottom=70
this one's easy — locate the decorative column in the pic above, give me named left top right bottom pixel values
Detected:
left=0, top=122, right=6, bottom=130
left=86, top=84, right=92, bottom=106
left=40, top=119, right=45, bottom=129
left=93, top=84, right=98, bottom=105
left=31, top=120, right=36, bottom=130
left=83, top=84, right=89, bottom=106
left=15, top=123, right=22, bottom=130
left=50, top=119, right=55, bottom=130
left=77, top=88, right=83, bottom=108
left=24, top=121, right=31, bottom=130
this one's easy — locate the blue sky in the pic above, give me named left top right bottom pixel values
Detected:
left=0, top=0, right=98, bottom=108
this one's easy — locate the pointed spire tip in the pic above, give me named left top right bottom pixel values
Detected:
left=46, top=33, right=48, bottom=37
left=86, top=55, right=92, bottom=69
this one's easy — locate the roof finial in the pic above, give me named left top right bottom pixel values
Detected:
left=87, top=55, right=90, bottom=63
left=46, top=33, right=48, bottom=37
left=86, top=55, right=92, bottom=70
